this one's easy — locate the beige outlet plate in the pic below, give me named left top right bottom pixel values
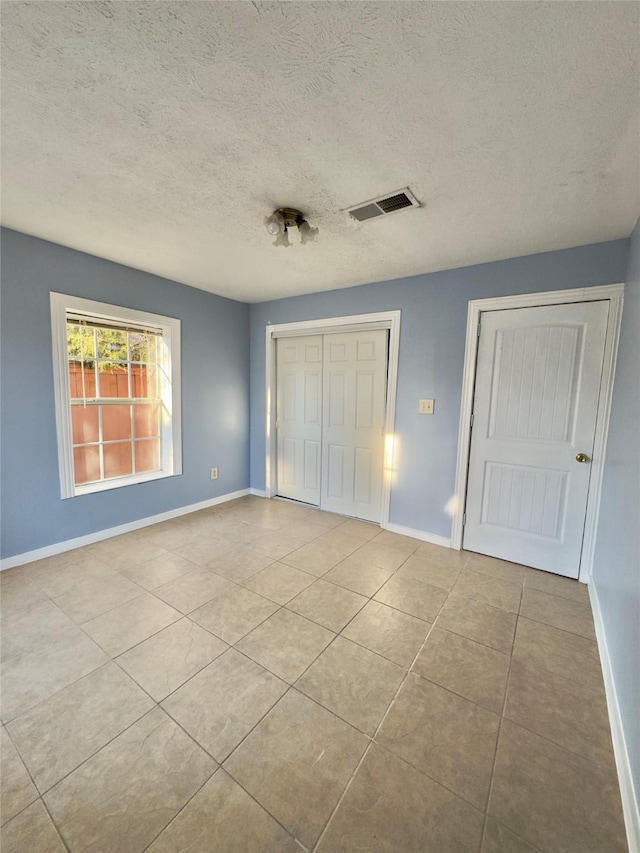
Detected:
left=418, top=399, right=434, bottom=414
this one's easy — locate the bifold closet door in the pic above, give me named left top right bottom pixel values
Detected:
left=321, top=330, right=387, bottom=522
left=276, top=336, right=323, bottom=505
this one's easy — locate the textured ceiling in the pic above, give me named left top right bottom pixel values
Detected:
left=1, top=2, right=639, bottom=302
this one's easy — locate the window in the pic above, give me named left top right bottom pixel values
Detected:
left=51, top=293, right=182, bottom=498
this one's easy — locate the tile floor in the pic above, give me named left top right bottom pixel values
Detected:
left=0, top=496, right=627, bottom=852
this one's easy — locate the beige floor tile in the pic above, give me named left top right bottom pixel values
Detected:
left=416, top=542, right=469, bottom=565
left=278, top=520, right=328, bottom=545
left=336, top=519, right=380, bottom=540
left=1, top=627, right=109, bottom=722
left=206, top=546, right=274, bottom=582
left=296, top=636, right=404, bottom=735
left=173, top=538, right=235, bottom=567
left=0, top=728, right=38, bottom=825
left=1, top=599, right=77, bottom=662
left=153, top=568, right=234, bottom=614
left=53, top=573, right=143, bottom=623
left=147, top=769, right=300, bottom=852
left=412, top=627, right=510, bottom=713
left=250, top=530, right=305, bottom=560
left=465, top=554, right=526, bottom=585
left=513, top=616, right=603, bottom=691
left=286, top=579, right=367, bottom=632
left=121, top=552, right=198, bottom=590
left=28, top=555, right=113, bottom=598
left=481, top=818, right=540, bottom=853
left=520, top=586, right=596, bottom=639
left=374, top=573, right=447, bottom=622
left=224, top=689, right=368, bottom=850
left=489, top=719, right=626, bottom=853
left=395, top=554, right=462, bottom=591
left=136, top=521, right=195, bottom=551
left=342, top=600, right=431, bottom=667
left=236, top=608, right=334, bottom=682
left=1, top=565, right=39, bottom=586
left=81, top=593, right=181, bottom=657
left=90, top=537, right=170, bottom=571
left=117, top=618, right=227, bottom=701
left=0, top=578, right=48, bottom=615
left=162, top=649, right=287, bottom=761
left=524, top=567, right=590, bottom=603
left=504, top=657, right=614, bottom=768
left=371, top=529, right=420, bottom=552
left=281, top=540, right=347, bottom=577
left=323, top=556, right=394, bottom=596
left=212, top=519, right=265, bottom=545
left=452, top=569, right=522, bottom=613
left=44, top=708, right=216, bottom=853
left=0, top=799, right=66, bottom=853
left=313, top=528, right=371, bottom=556
left=436, top=594, right=517, bottom=653
left=377, top=674, right=500, bottom=808
left=243, top=561, right=314, bottom=604
left=7, top=662, right=154, bottom=792
left=351, top=540, right=409, bottom=571
left=317, top=744, right=484, bottom=853
left=190, top=584, right=278, bottom=644
left=303, top=508, right=351, bottom=529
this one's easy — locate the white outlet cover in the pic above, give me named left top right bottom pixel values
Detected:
left=418, top=399, right=434, bottom=414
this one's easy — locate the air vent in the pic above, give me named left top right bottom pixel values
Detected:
left=345, top=187, right=420, bottom=222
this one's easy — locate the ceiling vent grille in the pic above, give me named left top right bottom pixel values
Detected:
left=345, top=187, right=420, bottom=222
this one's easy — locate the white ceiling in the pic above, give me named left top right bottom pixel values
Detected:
left=1, top=2, right=638, bottom=303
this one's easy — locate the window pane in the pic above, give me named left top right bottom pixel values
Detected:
left=71, top=406, right=99, bottom=445
left=67, top=324, right=96, bottom=360
left=104, top=442, right=133, bottom=479
left=74, top=445, right=100, bottom=485
left=132, top=364, right=158, bottom=398
left=69, top=361, right=96, bottom=398
left=97, top=327, right=127, bottom=362
left=135, top=439, right=160, bottom=473
left=98, top=366, right=129, bottom=398
left=129, top=332, right=158, bottom=363
left=133, top=403, right=160, bottom=438
left=102, top=405, right=132, bottom=441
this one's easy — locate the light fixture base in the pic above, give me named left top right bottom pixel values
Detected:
left=275, top=208, right=305, bottom=229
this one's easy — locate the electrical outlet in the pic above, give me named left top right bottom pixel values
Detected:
left=418, top=399, right=434, bottom=414
left=210, top=467, right=219, bottom=480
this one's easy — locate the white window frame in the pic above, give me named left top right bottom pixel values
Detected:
left=50, top=292, right=182, bottom=499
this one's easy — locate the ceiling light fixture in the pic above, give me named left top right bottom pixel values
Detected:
left=264, top=208, right=318, bottom=248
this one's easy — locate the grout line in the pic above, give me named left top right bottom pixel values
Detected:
left=477, top=585, right=520, bottom=852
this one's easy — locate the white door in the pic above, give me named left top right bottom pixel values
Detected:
left=276, top=336, right=323, bottom=505
left=321, top=330, right=387, bottom=522
left=463, top=301, right=609, bottom=578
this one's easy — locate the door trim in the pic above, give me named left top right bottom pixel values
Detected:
left=451, top=284, right=624, bottom=583
left=265, top=311, right=401, bottom=528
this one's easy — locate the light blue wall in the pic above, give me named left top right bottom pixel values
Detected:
left=249, top=240, right=629, bottom=537
left=0, top=228, right=250, bottom=559
left=592, top=219, right=640, bottom=813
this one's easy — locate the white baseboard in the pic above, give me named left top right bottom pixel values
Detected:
left=589, top=583, right=640, bottom=853
left=249, top=488, right=268, bottom=498
left=383, top=522, right=452, bottom=549
left=0, top=488, right=251, bottom=571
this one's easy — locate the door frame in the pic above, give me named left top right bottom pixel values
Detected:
left=265, top=310, right=401, bottom=528
left=451, top=283, right=624, bottom=583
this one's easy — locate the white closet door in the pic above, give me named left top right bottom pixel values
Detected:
left=321, top=330, right=387, bottom=522
left=276, top=336, right=323, bottom=505
left=463, top=301, right=609, bottom=577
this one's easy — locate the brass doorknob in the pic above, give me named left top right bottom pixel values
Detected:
left=575, top=453, right=590, bottom=463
